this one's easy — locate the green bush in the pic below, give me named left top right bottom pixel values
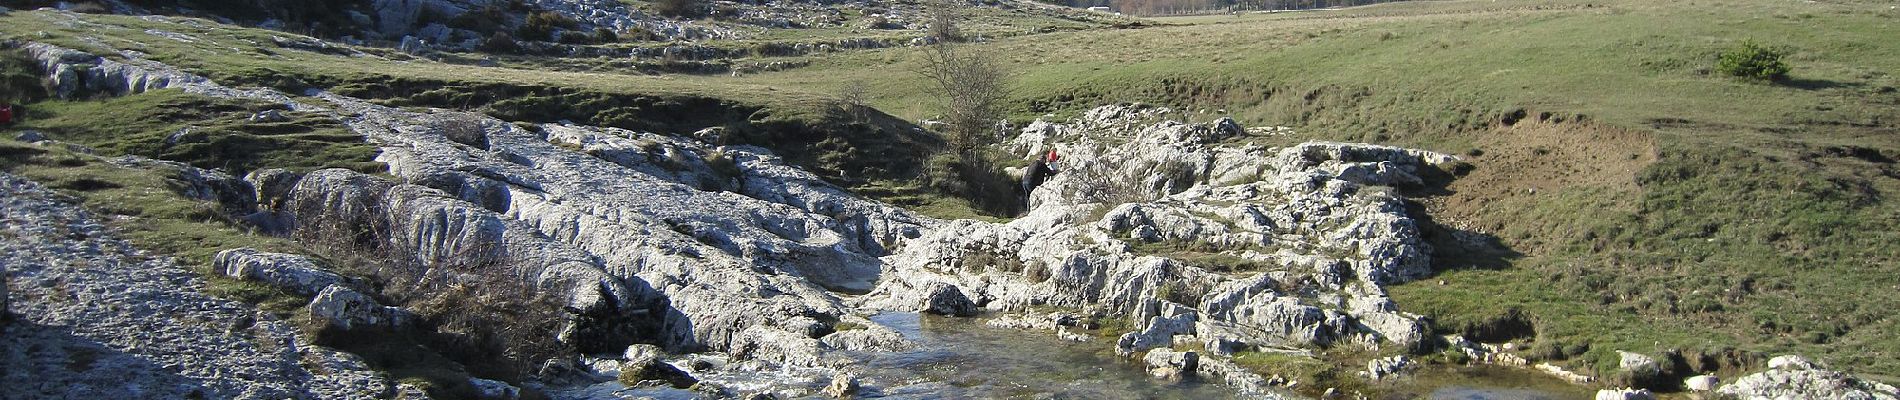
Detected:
left=652, top=0, right=706, bottom=18
left=1, top=48, right=48, bottom=103
left=517, top=11, right=579, bottom=42
left=1715, top=40, right=1790, bottom=82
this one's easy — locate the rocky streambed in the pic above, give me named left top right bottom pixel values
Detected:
left=6, top=38, right=1899, bottom=400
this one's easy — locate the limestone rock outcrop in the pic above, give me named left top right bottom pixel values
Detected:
left=215, top=248, right=345, bottom=297
left=1719, top=355, right=1900, bottom=400
left=872, top=104, right=1450, bottom=359
left=308, top=285, right=417, bottom=332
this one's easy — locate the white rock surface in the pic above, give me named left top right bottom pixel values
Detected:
left=308, top=285, right=416, bottom=332
left=1685, top=374, right=1720, bottom=392
left=872, top=104, right=1448, bottom=356
left=214, top=248, right=345, bottom=296
left=1719, top=355, right=1900, bottom=400
left=0, top=173, right=418, bottom=399
left=1594, top=388, right=1655, bottom=400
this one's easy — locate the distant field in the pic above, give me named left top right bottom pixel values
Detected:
left=2, top=0, right=1897, bottom=383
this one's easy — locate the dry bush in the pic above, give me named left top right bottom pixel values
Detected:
left=294, top=192, right=571, bottom=378
left=916, top=1, right=1008, bottom=153
left=1062, top=153, right=1200, bottom=206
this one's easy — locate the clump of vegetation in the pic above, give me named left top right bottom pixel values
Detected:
left=1, top=48, right=48, bottom=104
left=480, top=32, right=522, bottom=54
left=516, top=11, right=579, bottom=42
left=1715, top=40, right=1791, bottom=82
left=652, top=0, right=706, bottom=18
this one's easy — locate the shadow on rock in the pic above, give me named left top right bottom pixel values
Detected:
left=1, top=321, right=217, bottom=399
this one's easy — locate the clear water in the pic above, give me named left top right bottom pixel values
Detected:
left=559, top=312, right=1592, bottom=399
left=846, top=312, right=1244, bottom=399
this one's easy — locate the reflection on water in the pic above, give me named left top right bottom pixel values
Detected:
left=558, top=312, right=1594, bottom=400
left=1431, top=387, right=1569, bottom=400
left=850, top=312, right=1242, bottom=399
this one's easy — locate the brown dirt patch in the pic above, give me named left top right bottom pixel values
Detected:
left=1421, top=119, right=1658, bottom=252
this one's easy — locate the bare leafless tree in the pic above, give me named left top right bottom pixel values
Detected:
left=916, top=0, right=1009, bottom=153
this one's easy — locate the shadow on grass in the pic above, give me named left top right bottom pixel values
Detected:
left=1782, top=77, right=1862, bottom=91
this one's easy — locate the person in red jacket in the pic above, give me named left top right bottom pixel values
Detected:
left=0, top=103, right=14, bottom=125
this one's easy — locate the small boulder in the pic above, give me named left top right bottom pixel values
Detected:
left=15, top=130, right=46, bottom=143
left=1684, top=375, right=1720, bottom=392
left=399, top=35, right=426, bottom=55
left=214, top=248, right=344, bottom=296
left=308, top=286, right=415, bottom=332
left=467, top=378, right=520, bottom=400
left=1129, top=225, right=1161, bottom=242
left=1143, top=348, right=1199, bottom=380
left=822, top=373, right=859, bottom=398
left=1364, top=355, right=1411, bottom=380
left=249, top=109, right=290, bottom=123
left=1768, top=354, right=1815, bottom=370
left=1616, top=350, right=1662, bottom=387
left=1593, top=388, right=1655, bottom=400
left=920, top=282, right=977, bottom=317
left=618, top=344, right=697, bottom=389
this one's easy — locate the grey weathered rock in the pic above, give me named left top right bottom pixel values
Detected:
left=1116, top=302, right=1196, bottom=355
left=250, top=109, right=289, bottom=123
left=398, top=35, right=426, bottom=54
left=822, top=373, right=859, bottom=398
left=1143, top=348, right=1200, bottom=380
left=921, top=282, right=978, bottom=316
left=1768, top=354, right=1816, bottom=370
left=307, top=285, right=416, bottom=332
left=1617, top=350, right=1661, bottom=384
left=1719, top=355, right=1900, bottom=400
left=214, top=248, right=344, bottom=296
left=14, top=130, right=45, bottom=143
left=1363, top=355, right=1411, bottom=380
left=468, top=378, right=521, bottom=400
left=1685, top=374, right=1720, bottom=392
left=618, top=344, right=698, bottom=388
left=1594, top=388, right=1655, bottom=400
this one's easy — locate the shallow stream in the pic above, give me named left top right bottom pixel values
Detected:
left=561, top=312, right=1595, bottom=399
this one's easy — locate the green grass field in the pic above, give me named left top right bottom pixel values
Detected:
left=2, top=0, right=1897, bottom=387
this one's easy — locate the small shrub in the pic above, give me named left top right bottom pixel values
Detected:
left=517, top=11, right=578, bottom=42
left=652, top=0, right=705, bottom=18
left=1024, top=260, right=1052, bottom=283
left=1715, top=40, right=1791, bottom=82
left=480, top=32, right=521, bottom=54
